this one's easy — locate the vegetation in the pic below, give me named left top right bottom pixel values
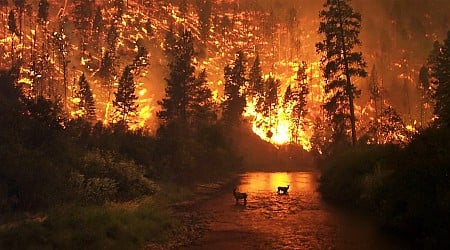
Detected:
left=0, top=55, right=239, bottom=247
left=318, top=31, right=450, bottom=248
left=0, top=0, right=448, bottom=248
left=316, top=0, right=367, bottom=146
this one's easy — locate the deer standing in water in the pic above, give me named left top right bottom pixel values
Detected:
left=277, top=184, right=290, bottom=194
left=233, top=187, right=247, bottom=205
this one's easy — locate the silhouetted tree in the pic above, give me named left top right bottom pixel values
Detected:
left=368, top=65, right=381, bottom=119
left=7, top=10, right=18, bottom=63
left=222, top=51, right=247, bottom=126
left=113, top=0, right=124, bottom=21
left=133, top=39, right=148, bottom=69
left=429, top=31, right=450, bottom=128
left=157, top=28, right=221, bottom=182
left=52, top=17, right=70, bottom=105
left=73, top=0, right=94, bottom=32
left=91, top=5, right=104, bottom=50
left=283, top=84, right=292, bottom=108
left=13, top=0, right=25, bottom=43
left=291, top=61, right=309, bottom=142
left=98, top=51, right=115, bottom=79
left=248, top=54, right=265, bottom=113
left=113, top=65, right=138, bottom=126
left=92, top=5, right=103, bottom=33
left=316, top=0, right=367, bottom=146
left=378, top=106, right=412, bottom=145
left=158, top=28, right=214, bottom=127
left=106, top=24, right=118, bottom=53
left=197, top=0, right=212, bottom=56
left=163, top=25, right=176, bottom=62
left=263, top=76, right=279, bottom=137
left=418, top=65, right=431, bottom=127
left=74, top=73, right=96, bottom=122
left=158, top=28, right=195, bottom=125
left=37, top=0, right=49, bottom=24
left=190, top=69, right=217, bottom=125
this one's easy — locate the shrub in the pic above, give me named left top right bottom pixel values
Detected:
left=0, top=203, right=179, bottom=249
left=318, top=144, right=399, bottom=205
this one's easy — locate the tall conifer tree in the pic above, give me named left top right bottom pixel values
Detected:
left=75, top=73, right=96, bottom=122
left=222, top=51, right=247, bottom=126
left=430, top=31, right=450, bottom=127
left=316, top=0, right=367, bottom=146
left=113, top=65, right=138, bottom=126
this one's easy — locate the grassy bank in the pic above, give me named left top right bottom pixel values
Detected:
left=0, top=176, right=238, bottom=249
left=1, top=201, right=177, bottom=250
left=318, top=128, right=450, bottom=248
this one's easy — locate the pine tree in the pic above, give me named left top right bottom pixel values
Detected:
left=418, top=65, right=431, bottom=128
left=158, top=28, right=196, bottom=125
left=8, top=10, right=18, bottom=63
left=73, top=0, right=94, bottom=32
left=13, top=0, right=24, bottom=43
left=263, top=76, right=279, bottom=138
left=38, top=0, right=49, bottom=24
left=316, top=0, right=367, bottom=146
left=52, top=17, right=70, bottom=105
left=158, top=28, right=215, bottom=128
left=283, top=84, right=292, bottom=108
left=291, top=61, right=309, bottom=142
left=92, top=6, right=103, bottom=34
left=222, top=51, right=247, bottom=126
left=133, top=39, right=148, bottom=68
left=197, top=0, right=212, bottom=41
left=156, top=28, right=219, bottom=182
left=248, top=54, right=265, bottom=115
left=106, top=25, right=118, bottom=53
left=113, top=65, right=138, bottom=126
left=98, top=51, right=115, bottom=79
left=75, top=73, right=96, bottom=122
left=163, top=25, right=177, bottom=63
left=92, top=6, right=104, bottom=51
left=430, top=31, right=450, bottom=128
left=368, top=65, right=381, bottom=119
left=189, top=69, right=216, bottom=125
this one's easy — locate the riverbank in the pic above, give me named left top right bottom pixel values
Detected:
left=147, top=175, right=240, bottom=249
left=0, top=174, right=239, bottom=250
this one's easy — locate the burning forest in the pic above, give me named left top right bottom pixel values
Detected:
left=1, top=0, right=450, bottom=249
left=1, top=0, right=447, bottom=150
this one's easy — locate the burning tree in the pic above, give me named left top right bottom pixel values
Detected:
left=316, top=0, right=367, bottom=146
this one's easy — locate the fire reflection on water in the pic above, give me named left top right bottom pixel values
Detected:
left=237, top=172, right=317, bottom=195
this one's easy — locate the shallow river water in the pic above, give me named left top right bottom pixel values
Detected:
left=183, top=172, right=412, bottom=250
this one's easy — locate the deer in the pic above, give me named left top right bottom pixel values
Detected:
left=233, top=187, right=247, bottom=205
left=277, top=184, right=290, bottom=194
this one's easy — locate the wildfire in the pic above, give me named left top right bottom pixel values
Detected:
left=2, top=0, right=435, bottom=151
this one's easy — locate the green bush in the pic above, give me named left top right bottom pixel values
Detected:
left=0, top=203, right=179, bottom=250
left=318, top=128, right=450, bottom=247
left=318, top=144, right=399, bottom=205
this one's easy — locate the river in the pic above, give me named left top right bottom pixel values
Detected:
left=182, top=172, right=412, bottom=250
